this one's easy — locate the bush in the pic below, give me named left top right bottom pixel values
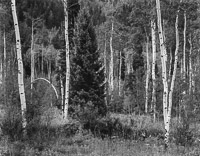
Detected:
left=81, top=113, right=165, bottom=141
left=61, top=120, right=81, bottom=137
left=0, top=105, right=23, bottom=141
left=109, top=113, right=165, bottom=138
left=172, top=125, right=194, bottom=147
left=83, top=117, right=121, bottom=139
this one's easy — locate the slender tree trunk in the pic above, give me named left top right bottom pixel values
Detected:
left=179, top=58, right=183, bottom=120
left=11, top=0, right=27, bottom=136
left=59, top=66, right=64, bottom=113
left=156, top=0, right=168, bottom=129
left=157, top=0, right=180, bottom=148
left=119, top=50, right=122, bottom=96
left=41, top=44, right=44, bottom=76
left=48, top=60, right=51, bottom=80
left=37, top=51, right=40, bottom=76
left=167, top=12, right=179, bottom=145
left=188, top=33, right=193, bottom=95
left=31, top=20, right=34, bottom=104
left=109, top=21, right=114, bottom=96
left=0, top=29, right=2, bottom=85
left=3, top=26, right=6, bottom=105
left=0, top=59, right=2, bottom=85
left=126, top=52, right=132, bottom=75
left=145, top=37, right=150, bottom=113
left=104, top=33, right=108, bottom=106
left=151, top=20, right=157, bottom=122
left=63, top=0, right=70, bottom=120
left=183, top=10, right=186, bottom=96
left=168, top=48, right=172, bottom=83
left=183, top=11, right=186, bottom=81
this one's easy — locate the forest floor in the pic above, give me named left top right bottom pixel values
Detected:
left=0, top=134, right=200, bottom=156
left=0, top=107, right=200, bottom=156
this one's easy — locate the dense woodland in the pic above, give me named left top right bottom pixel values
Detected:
left=0, top=0, right=200, bottom=155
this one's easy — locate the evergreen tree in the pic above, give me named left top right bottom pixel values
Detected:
left=71, top=6, right=105, bottom=116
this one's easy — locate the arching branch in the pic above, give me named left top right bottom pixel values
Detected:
left=32, top=78, right=59, bottom=99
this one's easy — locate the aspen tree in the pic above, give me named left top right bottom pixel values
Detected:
left=41, top=44, right=44, bottom=76
left=183, top=10, right=186, bottom=82
left=63, top=0, right=70, bottom=120
left=151, top=20, right=156, bottom=122
left=167, top=11, right=179, bottom=144
left=119, top=50, right=122, bottom=96
left=0, top=29, right=2, bottom=85
left=48, top=60, right=51, bottom=80
left=168, top=48, right=172, bottom=81
left=59, top=65, right=64, bottom=113
left=109, top=21, right=114, bottom=95
left=0, top=60, right=2, bottom=85
left=11, top=0, right=27, bottom=136
left=156, top=0, right=168, bottom=126
left=104, top=33, right=108, bottom=106
left=156, top=0, right=180, bottom=148
left=31, top=19, right=34, bottom=103
left=145, top=36, right=150, bottom=113
left=188, top=33, right=193, bottom=95
left=3, top=26, right=6, bottom=104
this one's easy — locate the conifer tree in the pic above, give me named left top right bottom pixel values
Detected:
left=71, top=6, right=105, bottom=115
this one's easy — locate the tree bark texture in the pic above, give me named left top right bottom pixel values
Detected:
left=3, top=26, right=6, bottom=105
left=119, top=50, right=122, bottom=96
left=109, top=21, right=114, bottom=95
left=156, top=0, right=180, bottom=148
left=145, top=37, right=150, bottom=113
left=11, top=0, right=27, bottom=136
left=151, top=20, right=157, bottom=122
left=63, top=0, right=70, bottom=120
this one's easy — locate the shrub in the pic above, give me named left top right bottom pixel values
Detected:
left=62, top=120, right=81, bottom=137
left=1, top=105, right=23, bottom=141
left=172, top=125, right=194, bottom=147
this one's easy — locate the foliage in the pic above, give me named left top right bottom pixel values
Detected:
left=1, top=105, right=23, bottom=141
left=172, top=124, right=195, bottom=147
left=1, top=0, right=200, bottom=154
left=108, top=91, right=124, bottom=113
left=70, top=5, right=105, bottom=116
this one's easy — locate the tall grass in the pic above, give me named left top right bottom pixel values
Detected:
left=1, top=135, right=200, bottom=156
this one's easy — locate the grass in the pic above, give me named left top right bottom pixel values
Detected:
left=0, top=134, right=200, bottom=156
left=1, top=107, right=200, bottom=156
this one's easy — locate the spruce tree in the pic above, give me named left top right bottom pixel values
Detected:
left=71, top=6, right=105, bottom=116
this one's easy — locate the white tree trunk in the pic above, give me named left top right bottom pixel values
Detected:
left=183, top=11, right=186, bottom=82
left=63, top=0, right=70, bottom=120
left=41, top=44, right=44, bottom=76
left=59, top=66, right=64, bottom=113
left=31, top=20, right=34, bottom=91
left=168, top=48, right=172, bottom=83
left=156, top=0, right=181, bottom=147
left=11, top=0, right=27, bottom=136
left=167, top=13, right=179, bottom=143
left=182, top=10, right=186, bottom=99
left=145, top=37, right=150, bottom=113
left=0, top=59, right=2, bottom=85
left=156, top=0, right=168, bottom=128
left=109, top=21, right=114, bottom=95
left=188, top=33, right=193, bottom=95
left=48, top=60, right=51, bottom=80
left=3, top=26, right=6, bottom=104
left=119, top=50, right=122, bottom=96
left=31, top=20, right=35, bottom=106
left=151, top=20, right=156, bottom=122
left=0, top=29, right=2, bottom=85
left=104, top=33, right=108, bottom=106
